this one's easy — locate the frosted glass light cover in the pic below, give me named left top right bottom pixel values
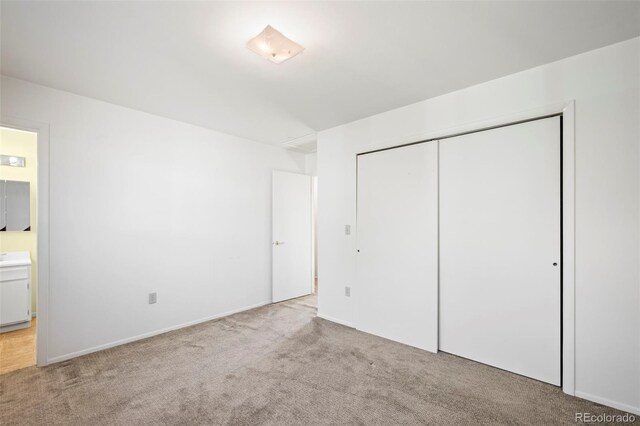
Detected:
left=246, top=25, right=304, bottom=64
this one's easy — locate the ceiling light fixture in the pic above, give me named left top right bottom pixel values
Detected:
left=0, top=155, right=25, bottom=167
left=246, top=25, right=304, bottom=64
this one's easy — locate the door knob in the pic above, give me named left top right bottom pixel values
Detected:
left=273, top=241, right=285, bottom=246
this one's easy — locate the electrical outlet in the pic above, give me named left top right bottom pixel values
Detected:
left=148, top=292, right=157, bottom=304
left=345, top=286, right=351, bottom=297
left=345, top=225, right=351, bottom=235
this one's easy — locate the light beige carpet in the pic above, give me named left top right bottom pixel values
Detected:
left=0, top=294, right=636, bottom=425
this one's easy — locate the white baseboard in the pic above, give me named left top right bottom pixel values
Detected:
left=47, top=300, right=271, bottom=365
left=317, top=313, right=353, bottom=328
left=575, top=391, right=640, bottom=415
left=32, top=311, right=37, bottom=318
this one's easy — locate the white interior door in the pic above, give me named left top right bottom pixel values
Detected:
left=356, top=142, right=439, bottom=352
left=439, top=117, right=561, bottom=385
left=272, top=171, right=312, bottom=303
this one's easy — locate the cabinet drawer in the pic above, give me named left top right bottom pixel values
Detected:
left=0, top=266, right=29, bottom=282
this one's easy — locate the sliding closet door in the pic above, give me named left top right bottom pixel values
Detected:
left=356, top=142, right=438, bottom=352
left=439, top=117, right=561, bottom=385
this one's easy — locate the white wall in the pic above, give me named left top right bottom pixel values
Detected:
left=305, top=152, right=317, bottom=176
left=317, top=37, right=640, bottom=413
left=1, top=76, right=306, bottom=362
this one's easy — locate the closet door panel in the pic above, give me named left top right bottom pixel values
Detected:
left=439, top=117, right=561, bottom=385
left=356, top=142, right=439, bottom=352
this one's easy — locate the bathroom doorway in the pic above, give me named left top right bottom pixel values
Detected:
left=0, top=126, right=38, bottom=374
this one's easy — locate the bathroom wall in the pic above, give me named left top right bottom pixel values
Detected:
left=1, top=76, right=306, bottom=362
left=0, top=126, right=37, bottom=313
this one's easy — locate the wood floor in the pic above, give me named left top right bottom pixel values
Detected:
left=0, top=318, right=36, bottom=375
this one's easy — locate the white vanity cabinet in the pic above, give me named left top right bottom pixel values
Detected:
left=0, top=252, right=32, bottom=332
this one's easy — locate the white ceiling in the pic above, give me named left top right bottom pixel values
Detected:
left=2, top=1, right=639, bottom=151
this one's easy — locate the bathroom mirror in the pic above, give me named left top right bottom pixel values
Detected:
left=0, top=180, right=30, bottom=231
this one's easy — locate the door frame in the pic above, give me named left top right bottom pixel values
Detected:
left=1, top=115, right=50, bottom=367
left=355, top=101, right=576, bottom=396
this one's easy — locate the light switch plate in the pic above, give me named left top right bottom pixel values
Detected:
left=148, top=292, right=157, bottom=304
left=345, top=225, right=351, bottom=235
left=345, top=286, right=351, bottom=297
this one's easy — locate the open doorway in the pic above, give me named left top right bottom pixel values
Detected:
left=0, top=126, right=38, bottom=374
